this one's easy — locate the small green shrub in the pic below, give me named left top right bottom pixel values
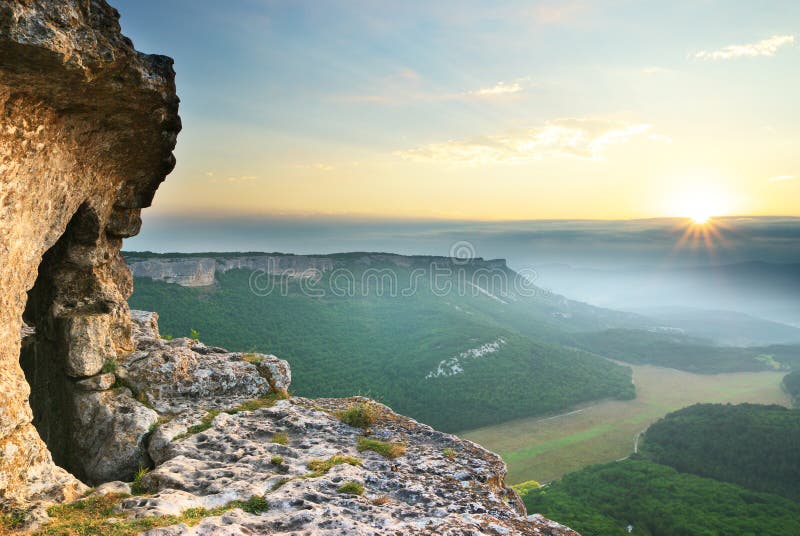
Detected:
left=337, top=481, right=365, bottom=496
left=161, top=333, right=174, bottom=341
left=101, top=359, right=118, bottom=374
left=442, top=448, right=457, bottom=460
left=190, top=328, right=200, bottom=341
left=338, top=402, right=379, bottom=429
left=357, top=437, right=405, bottom=459
left=270, top=455, right=284, bottom=465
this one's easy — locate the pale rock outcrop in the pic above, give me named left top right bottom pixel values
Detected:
left=90, top=313, right=576, bottom=535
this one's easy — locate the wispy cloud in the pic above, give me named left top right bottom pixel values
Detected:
left=395, top=119, right=656, bottom=166
left=769, top=175, right=796, bottom=182
left=694, top=35, right=795, bottom=60
left=470, top=82, right=523, bottom=97
left=223, top=175, right=258, bottom=183
left=333, top=66, right=532, bottom=105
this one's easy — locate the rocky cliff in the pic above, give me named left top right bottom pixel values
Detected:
left=125, top=252, right=509, bottom=287
left=0, top=0, right=179, bottom=507
left=0, top=1, right=577, bottom=534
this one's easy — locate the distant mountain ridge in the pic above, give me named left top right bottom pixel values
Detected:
left=124, top=251, right=508, bottom=288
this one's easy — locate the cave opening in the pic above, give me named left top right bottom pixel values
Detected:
left=19, top=203, right=109, bottom=484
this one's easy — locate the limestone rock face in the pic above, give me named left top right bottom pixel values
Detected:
left=0, top=0, right=179, bottom=505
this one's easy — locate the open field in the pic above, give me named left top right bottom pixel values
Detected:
left=462, top=364, right=791, bottom=485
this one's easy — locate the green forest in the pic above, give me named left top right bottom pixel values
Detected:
left=520, top=403, right=800, bottom=534
left=640, top=403, right=800, bottom=501
left=520, top=458, right=800, bottom=536
left=127, top=258, right=636, bottom=432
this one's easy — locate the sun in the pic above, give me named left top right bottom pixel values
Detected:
left=690, top=212, right=711, bottom=225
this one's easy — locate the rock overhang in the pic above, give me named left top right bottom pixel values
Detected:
left=0, top=0, right=179, bottom=506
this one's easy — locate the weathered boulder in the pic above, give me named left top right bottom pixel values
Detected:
left=0, top=0, right=179, bottom=505
left=72, top=388, right=158, bottom=484
left=123, top=310, right=291, bottom=414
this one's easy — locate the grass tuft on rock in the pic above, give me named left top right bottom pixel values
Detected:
left=130, top=466, right=150, bottom=495
left=271, top=432, right=288, bottom=445
left=270, top=455, right=284, bottom=465
left=442, top=448, right=457, bottom=460
left=28, top=493, right=265, bottom=536
left=337, top=481, right=365, bottom=496
left=271, top=478, right=292, bottom=491
left=229, top=495, right=269, bottom=514
left=357, top=437, right=405, bottom=459
left=305, top=455, right=362, bottom=477
left=338, top=402, right=379, bottom=429
left=0, top=507, right=29, bottom=531
left=174, top=410, right=220, bottom=440
left=242, top=353, right=263, bottom=364
left=101, top=359, right=118, bottom=374
left=226, top=391, right=290, bottom=415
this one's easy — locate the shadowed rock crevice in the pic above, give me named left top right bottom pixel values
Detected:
left=20, top=203, right=152, bottom=484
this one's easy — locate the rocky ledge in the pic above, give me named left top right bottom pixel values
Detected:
left=14, top=311, right=577, bottom=535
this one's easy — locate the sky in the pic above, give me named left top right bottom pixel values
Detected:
left=116, top=0, right=799, bottom=222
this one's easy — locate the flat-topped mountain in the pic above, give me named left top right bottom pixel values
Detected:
left=125, top=251, right=509, bottom=287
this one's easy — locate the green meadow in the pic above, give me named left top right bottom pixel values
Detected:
left=463, top=364, right=791, bottom=485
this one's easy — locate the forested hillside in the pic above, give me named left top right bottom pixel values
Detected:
left=520, top=403, right=800, bottom=534
left=520, top=459, right=800, bottom=536
left=640, top=403, right=800, bottom=500
left=569, top=329, right=800, bottom=373
left=127, top=254, right=637, bottom=431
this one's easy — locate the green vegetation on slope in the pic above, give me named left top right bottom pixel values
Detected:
left=569, top=329, right=800, bottom=373
left=520, top=459, right=800, bottom=536
left=784, top=370, right=800, bottom=406
left=640, top=403, right=800, bottom=501
left=128, top=258, right=636, bottom=432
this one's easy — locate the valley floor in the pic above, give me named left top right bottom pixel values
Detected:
left=462, top=364, right=790, bottom=484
